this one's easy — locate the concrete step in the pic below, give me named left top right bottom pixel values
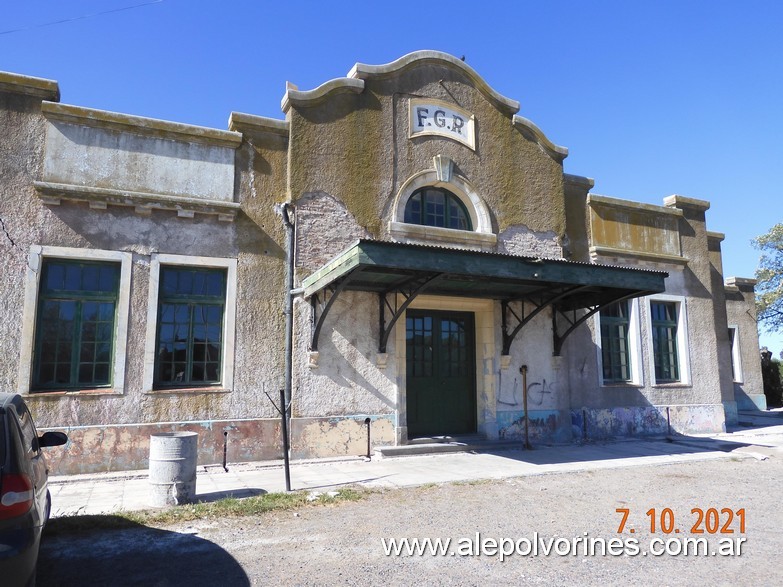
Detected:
left=374, top=437, right=527, bottom=459
left=407, top=433, right=487, bottom=445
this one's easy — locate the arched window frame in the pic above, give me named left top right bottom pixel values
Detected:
left=389, top=169, right=496, bottom=247
left=404, top=187, right=473, bottom=231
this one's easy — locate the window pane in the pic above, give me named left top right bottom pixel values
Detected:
left=45, top=264, right=64, bottom=292
left=179, top=271, right=194, bottom=295
left=33, top=259, right=119, bottom=391
left=404, top=193, right=422, bottom=224
left=154, top=266, right=227, bottom=388
left=82, top=266, right=99, bottom=291
left=425, top=189, right=445, bottom=226
left=98, top=266, right=117, bottom=292
left=651, top=302, right=679, bottom=382
left=94, top=363, right=110, bottom=383
left=600, top=301, right=631, bottom=382
left=403, top=187, right=472, bottom=231
left=161, top=268, right=177, bottom=295
left=447, top=196, right=470, bottom=230
left=64, top=264, right=81, bottom=290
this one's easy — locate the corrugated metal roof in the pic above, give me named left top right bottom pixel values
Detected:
left=354, top=238, right=669, bottom=275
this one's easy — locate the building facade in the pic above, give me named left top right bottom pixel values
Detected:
left=0, top=52, right=766, bottom=475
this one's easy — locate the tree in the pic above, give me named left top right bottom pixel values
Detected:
left=753, top=223, right=783, bottom=333
left=760, top=349, right=782, bottom=407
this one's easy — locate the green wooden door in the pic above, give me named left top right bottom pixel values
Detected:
left=406, top=310, right=476, bottom=437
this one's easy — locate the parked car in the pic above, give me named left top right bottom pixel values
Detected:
left=0, top=392, right=67, bottom=587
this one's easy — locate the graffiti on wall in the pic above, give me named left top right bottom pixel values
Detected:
left=498, top=375, right=557, bottom=407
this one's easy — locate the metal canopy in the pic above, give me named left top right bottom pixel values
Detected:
left=301, top=239, right=667, bottom=355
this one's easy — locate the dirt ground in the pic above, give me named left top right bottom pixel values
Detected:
left=38, top=454, right=779, bottom=586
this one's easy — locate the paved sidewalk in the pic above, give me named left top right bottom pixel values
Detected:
left=48, top=412, right=783, bottom=517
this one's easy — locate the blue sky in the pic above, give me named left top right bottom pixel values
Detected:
left=3, top=0, right=782, bottom=353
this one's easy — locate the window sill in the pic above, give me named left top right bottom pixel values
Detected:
left=25, top=388, right=122, bottom=398
left=651, top=382, right=692, bottom=389
left=144, top=387, right=231, bottom=396
left=388, top=221, right=496, bottom=248
left=601, top=382, right=642, bottom=388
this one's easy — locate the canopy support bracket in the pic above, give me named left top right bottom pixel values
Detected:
left=378, top=273, right=443, bottom=353
left=502, top=285, right=591, bottom=355
left=552, top=291, right=651, bottom=356
left=310, top=270, right=360, bottom=351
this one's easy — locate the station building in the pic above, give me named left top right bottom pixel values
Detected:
left=0, top=51, right=765, bottom=474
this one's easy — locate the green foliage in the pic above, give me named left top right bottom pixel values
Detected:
left=753, top=223, right=783, bottom=333
left=760, top=351, right=783, bottom=408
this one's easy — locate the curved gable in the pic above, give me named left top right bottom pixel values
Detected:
left=347, top=50, right=520, bottom=117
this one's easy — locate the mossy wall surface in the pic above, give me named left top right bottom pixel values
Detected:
left=287, top=63, right=566, bottom=248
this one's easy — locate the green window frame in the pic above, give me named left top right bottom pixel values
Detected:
left=600, top=300, right=631, bottom=383
left=154, top=266, right=227, bottom=388
left=651, top=301, right=680, bottom=383
left=32, top=259, right=120, bottom=391
left=403, top=187, right=473, bottom=231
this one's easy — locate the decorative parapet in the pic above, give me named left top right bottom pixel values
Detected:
left=0, top=71, right=60, bottom=101
left=587, top=194, right=686, bottom=265
left=42, top=102, right=241, bottom=148
left=228, top=111, right=289, bottom=137
left=663, top=194, right=710, bottom=212
left=564, top=173, right=595, bottom=190
left=512, top=115, right=568, bottom=161
left=725, top=277, right=757, bottom=294
left=280, top=78, right=365, bottom=113
left=38, top=102, right=239, bottom=220
left=347, top=50, right=520, bottom=116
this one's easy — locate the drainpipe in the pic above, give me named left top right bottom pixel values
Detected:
left=520, top=365, right=532, bottom=450
left=281, top=202, right=295, bottom=410
left=281, top=202, right=296, bottom=490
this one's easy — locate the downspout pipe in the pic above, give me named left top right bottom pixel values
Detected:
left=281, top=202, right=295, bottom=490
left=282, top=202, right=295, bottom=410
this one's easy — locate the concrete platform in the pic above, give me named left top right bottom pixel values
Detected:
left=47, top=412, right=783, bottom=517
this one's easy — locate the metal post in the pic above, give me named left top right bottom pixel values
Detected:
left=364, top=417, right=372, bottom=459
left=582, top=408, right=588, bottom=442
left=222, top=430, right=229, bottom=472
left=280, top=388, right=292, bottom=491
left=521, top=365, right=531, bottom=449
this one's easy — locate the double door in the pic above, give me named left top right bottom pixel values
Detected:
left=406, top=310, right=476, bottom=437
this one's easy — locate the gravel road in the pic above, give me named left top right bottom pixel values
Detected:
left=38, top=453, right=779, bottom=586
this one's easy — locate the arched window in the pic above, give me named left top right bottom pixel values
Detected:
left=403, top=187, right=473, bottom=231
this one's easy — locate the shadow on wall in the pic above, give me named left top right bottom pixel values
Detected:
left=44, top=203, right=273, bottom=258
left=39, top=517, right=250, bottom=586
left=498, top=382, right=727, bottom=444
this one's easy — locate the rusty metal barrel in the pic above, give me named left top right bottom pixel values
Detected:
left=149, top=432, right=198, bottom=506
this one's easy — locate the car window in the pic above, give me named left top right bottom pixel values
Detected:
left=17, top=405, right=40, bottom=456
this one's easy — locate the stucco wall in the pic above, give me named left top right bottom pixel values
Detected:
left=42, top=120, right=236, bottom=201
left=3, top=53, right=764, bottom=471
left=725, top=281, right=766, bottom=410
left=561, top=195, right=731, bottom=435
left=1, top=84, right=291, bottom=473
left=290, top=290, right=397, bottom=456
left=286, top=62, right=566, bottom=257
left=0, top=91, right=49, bottom=392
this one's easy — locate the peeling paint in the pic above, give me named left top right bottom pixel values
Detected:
left=40, top=419, right=282, bottom=475
left=291, top=415, right=395, bottom=459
